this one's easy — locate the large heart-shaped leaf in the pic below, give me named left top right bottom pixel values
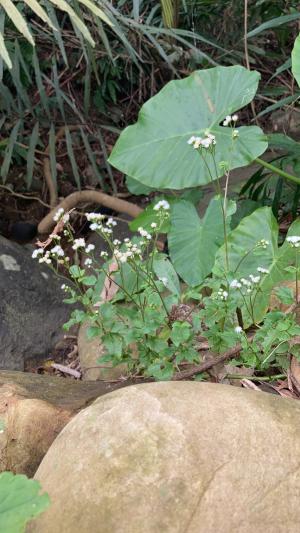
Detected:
left=109, top=66, right=268, bottom=190
left=169, top=197, right=235, bottom=286
left=0, top=472, right=50, bottom=532
left=214, top=206, right=300, bottom=323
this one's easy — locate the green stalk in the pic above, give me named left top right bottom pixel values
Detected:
left=255, top=158, right=300, bottom=186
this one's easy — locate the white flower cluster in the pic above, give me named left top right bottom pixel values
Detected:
left=234, top=326, right=243, bottom=334
left=223, top=114, right=238, bottom=127
left=153, top=200, right=170, bottom=211
left=187, top=131, right=216, bottom=150
left=72, top=238, right=86, bottom=251
left=159, top=277, right=168, bottom=286
left=217, top=288, right=228, bottom=301
left=287, top=236, right=300, bottom=248
left=229, top=267, right=269, bottom=294
left=53, top=207, right=70, bottom=223
left=85, top=212, right=116, bottom=234
left=256, top=239, right=269, bottom=249
left=51, top=245, right=64, bottom=257
left=138, top=227, right=151, bottom=240
left=257, top=267, right=269, bottom=274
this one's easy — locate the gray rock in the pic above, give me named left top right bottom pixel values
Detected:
left=29, top=382, right=300, bottom=533
left=0, top=236, right=73, bottom=370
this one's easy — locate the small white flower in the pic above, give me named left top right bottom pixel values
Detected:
left=230, top=279, right=242, bottom=289
left=124, top=238, right=130, bottom=243
left=287, top=236, right=300, bottom=248
left=232, top=129, right=239, bottom=139
left=257, top=267, right=269, bottom=274
left=113, top=239, right=121, bottom=246
left=159, top=277, right=168, bottom=285
left=61, top=284, right=66, bottom=290
left=107, top=217, right=117, bottom=227
left=241, top=278, right=251, bottom=287
left=49, top=233, right=61, bottom=240
left=187, top=135, right=197, bottom=145
left=62, top=213, right=70, bottom=223
left=39, top=251, right=51, bottom=265
left=85, top=212, right=105, bottom=222
left=138, top=227, right=151, bottom=239
left=100, top=251, right=108, bottom=258
left=53, top=207, right=64, bottom=222
left=223, top=115, right=232, bottom=127
left=32, top=248, right=43, bottom=259
left=72, top=238, right=86, bottom=251
left=90, top=222, right=101, bottom=231
left=257, top=239, right=269, bottom=249
left=102, top=227, right=113, bottom=234
left=50, top=245, right=64, bottom=257
left=85, top=244, right=95, bottom=253
left=217, top=288, right=228, bottom=301
left=153, top=200, right=170, bottom=211
left=234, top=326, right=243, bottom=334
left=249, top=274, right=260, bottom=284
left=232, top=114, right=238, bottom=122
left=84, top=258, right=93, bottom=266
left=151, top=222, right=157, bottom=229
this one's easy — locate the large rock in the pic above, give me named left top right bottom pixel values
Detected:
left=29, top=382, right=300, bottom=533
left=0, top=371, right=135, bottom=476
left=0, top=236, right=74, bottom=370
left=78, top=322, right=127, bottom=381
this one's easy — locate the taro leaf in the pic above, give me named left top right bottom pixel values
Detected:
left=213, top=207, right=278, bottom=279
left=109, top=66, right=268, bottom=190
left=213, top=206, right=300, bottom=323
left=0, top=471, right=50, bottom=533
left=129, top=196, right=178, bottom=233
left=153, top=254, right=181, bottom=297
left=292, top=34, right=300, bottom=88
left=169, top=196, right=236, bottom=286
left=125, top=176, right=155, bottom=195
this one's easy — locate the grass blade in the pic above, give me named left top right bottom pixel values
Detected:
left=247, top=13, right=300, bottom=39
left=65, top=126, right=81, bottom=190
left=1, top=119, right=21, bottom=182
left=0, top=0, right=34, bottom=45
left=49, top=123, right=57, bottom=190
left=26, top=121, right=39, bottom=189
left=79, top=127, right=106, bottom=189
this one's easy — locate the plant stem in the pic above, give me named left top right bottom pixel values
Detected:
left=296, top=250, right=299, bottom=304
left=255, top=158, right=300, bottom=186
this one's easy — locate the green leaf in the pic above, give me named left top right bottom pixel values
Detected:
left=274, top=286, right=295, bottom=306
left=0, top=471, right=50, bottom=532
left=214, top=207, right=300, bottom=323
left=170, top=321, right=192, bottom=347
left=109, top=66, right=267, bottom=190
left=81, top=275, right=97, bottom=286
left=126, top=176, right=155, bottom=196
left=153, top=254, right=181, bottom=297
left=102, top=333, right=123, bottom=357
left=292, top=34, right=300, bottom=88
left=169, top=197, right=235, bottom=286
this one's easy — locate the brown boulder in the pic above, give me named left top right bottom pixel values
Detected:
left=29, top=382, right=300, bottom=533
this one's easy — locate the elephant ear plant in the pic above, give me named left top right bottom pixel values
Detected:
left=33, top=65, right=300, bottom=381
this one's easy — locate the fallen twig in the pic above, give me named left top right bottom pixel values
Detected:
left=51, top=363, right=81, bottom=379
